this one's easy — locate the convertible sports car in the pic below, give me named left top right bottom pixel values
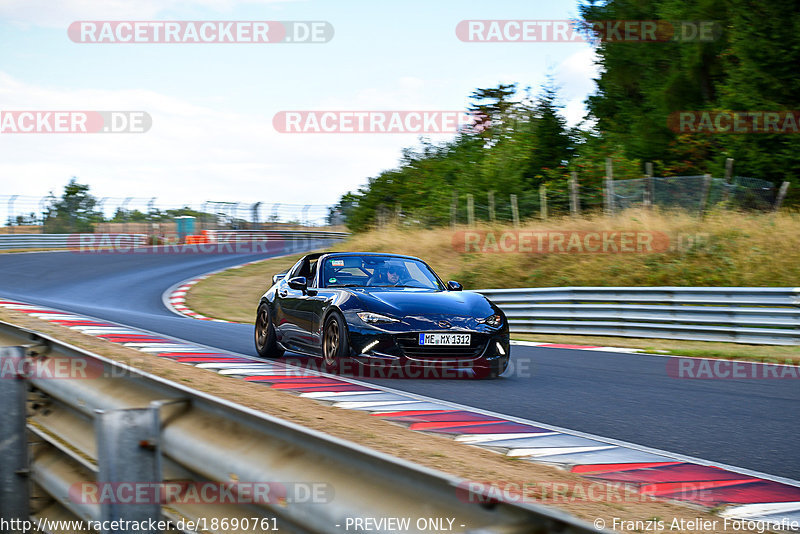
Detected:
left=254, top=252, right=510, bottom=378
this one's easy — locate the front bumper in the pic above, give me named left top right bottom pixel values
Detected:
left=344, top=314, right=510, bottom=378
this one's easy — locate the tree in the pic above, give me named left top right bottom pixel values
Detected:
left=43, top=178, right=102, bottom=233
left=523, top=82, right=575, bottom=187
left=468, top=83, right=519, bottom=139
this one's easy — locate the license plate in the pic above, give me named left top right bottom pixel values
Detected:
left=418, top=333, right=471, bottom=346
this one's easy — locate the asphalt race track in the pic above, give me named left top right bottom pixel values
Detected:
left=0, top=250, right=797, bottom=480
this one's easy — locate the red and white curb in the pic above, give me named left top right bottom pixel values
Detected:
left=2, top=295, right=799, bottom=530
left=163, top=259, right=272, bottom=323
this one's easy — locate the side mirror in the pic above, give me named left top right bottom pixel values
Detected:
left=272, top=272, right=287, bottom=285
left=287, top=276, right=307, bottom=291
left=447, top=280, right=463, bottom=291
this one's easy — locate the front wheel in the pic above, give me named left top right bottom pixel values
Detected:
left=255, top=303, right=284, bottom=358
left=322, top=312, right=349, bottom=374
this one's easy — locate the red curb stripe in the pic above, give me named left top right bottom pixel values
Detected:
left=388, top=412, right=501, bottom=423
left=641, top=479, right=757, bottom=496
left=175, top=357, right=254, bottom=363
left=656, top=480, right=800, bottom=505
left=271, top=385, right=374, bottom=392
left=589, top=463, right=755, bottom=484
left=410, top=420, right=506, bottom=431
left=373, top=410, right=455, bottom=417
left=425, top=422, right=549, bottom=434
left=49, top=320, right=114, bottom=326
left=571, top=462, right=684, bottom=474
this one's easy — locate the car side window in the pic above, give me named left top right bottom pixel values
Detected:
left=308, top=259, right=319, bottom=287
left=287, top=259, right=304, bottom=279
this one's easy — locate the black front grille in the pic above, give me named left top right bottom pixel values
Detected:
left=396, top=334, right=488, bottom=361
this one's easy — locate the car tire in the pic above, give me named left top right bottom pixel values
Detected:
left=255, top=302, right=284, bottom=359
left=322, top=311, right=349, bottom=374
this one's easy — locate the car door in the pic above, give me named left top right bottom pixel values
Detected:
left=278, top=258, right=327, bottom=353
left=274, top=259, right=306, bottom=348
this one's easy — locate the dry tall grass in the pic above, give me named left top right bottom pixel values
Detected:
left=347, top=209, right=800, bottom=288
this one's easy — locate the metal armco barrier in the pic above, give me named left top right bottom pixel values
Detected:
left=0, top=234, right=148, bottom=250
left=0, top=231, right=349, bottom=251
left=474, top=287, right=800, bottom=345
left=0, top=322, right=600, bottom=534
left=204, top=229, right=350, bottom=242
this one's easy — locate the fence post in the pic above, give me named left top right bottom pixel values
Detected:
left=725, top=158, right=734, bottom=182
left=395, top=203, right=402, bottom=225
left=644, top=162, right=653, bottom=209
left=569, top=172, right=580, bottom=216
left=510, top=194, right=520, bottom=228
left=95, top=406, right=164, bottom=531
left=722, top=158, right=734, bottom=204
left=605, top=158, right=615, bottom=215
left=450, top=192, right=457, bottom=228
left=700, top=174, right=713, bottom=215
left=539, top=185, right=548, bottom=220
left=488, top=191, right=495, bottom=223
left=466, top=194, right=475, bottom=227
left=0, top=347, right=29, bottom=520
left=774, top=181, right=790, bottom=211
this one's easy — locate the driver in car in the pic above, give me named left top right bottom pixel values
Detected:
left=386, top=264, right=408, bottom=285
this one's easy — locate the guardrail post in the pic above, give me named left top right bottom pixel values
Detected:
left=95, top=406, right=163, bottom=532
left=0, top=346, right=30, bottom=521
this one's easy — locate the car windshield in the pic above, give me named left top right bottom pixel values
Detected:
left=321, top=255, right=444, bottom=290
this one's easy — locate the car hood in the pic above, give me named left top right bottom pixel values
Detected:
left=348, top=288, right=495, bottom=318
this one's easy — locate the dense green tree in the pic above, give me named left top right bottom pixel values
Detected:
left=43, top=178, right=103, bottom=233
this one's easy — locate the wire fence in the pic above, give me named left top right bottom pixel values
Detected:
left=612, top=175, right=779, bottom=212
left=387, top=173, right=789, bottom=228
left=0, top=196, right=336, bottom=234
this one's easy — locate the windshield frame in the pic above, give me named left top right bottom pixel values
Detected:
left=319, top=254, right=446, bottom=290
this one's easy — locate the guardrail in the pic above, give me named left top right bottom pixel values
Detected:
left=474, top=287, right=800, bottom=345
left=0, top=321, right=599, bottom=534
left=0, top=234, right=148, bottom=250
left=205, top=229, right=350, bottom=242
left=0, top=231, right=350, bottom=251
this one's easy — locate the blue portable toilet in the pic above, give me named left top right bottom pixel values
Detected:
left=175, top=216, right=196, bottom=243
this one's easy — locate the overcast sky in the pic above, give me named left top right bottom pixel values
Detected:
left=0, top=0, right=598, bottom=221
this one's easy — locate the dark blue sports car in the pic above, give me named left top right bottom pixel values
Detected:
left=255, top=252, right=510, bottom=378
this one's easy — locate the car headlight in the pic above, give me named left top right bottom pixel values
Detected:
left=481, top=314, right=503, bottom=327
left=357, top=312, right=400, bottom=324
